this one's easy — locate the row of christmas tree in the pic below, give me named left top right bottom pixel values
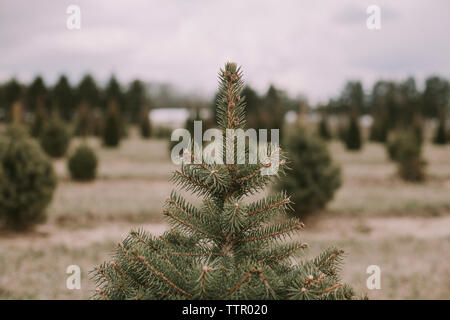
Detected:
left=0, top=74, right=448, bottom=127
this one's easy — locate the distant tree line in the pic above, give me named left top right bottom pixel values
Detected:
left=320, top=76, right=449, bottom=128
left=0, top=75, right=150, bottom=124
left=1, top=74, right=448, bottom=136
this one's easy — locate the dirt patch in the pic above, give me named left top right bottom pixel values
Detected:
left=0, top=222, right=167, bottom=249
left=301, top=215, right=450, bottom=241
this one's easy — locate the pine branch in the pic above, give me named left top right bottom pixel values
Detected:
left=238, top=219, right=304, bottom=244
left=256, top=242, right=308, bottom=264
left=171, top=169, right=212, bottom=197
left=256, top=269, right=277, bottom=299
left=168, top=252, right=224, bottom=257
left=110, top=262, right=141, bottom=287
left=95, top=288, right=110, bottom=300
left=182, top=149, right=232, bottom=193
left=220, top=198, right=247, bottom=233
left=314, top=247, right=346, bottom=278
left=220, top=272, right=252, bottom=299
left=235, top=151, right=287, bottom=197
left=95, top=265, right=127, bottom=294
left=165, top=192, right=205, bottom=225
left=313, top=283, right=343, bottom=295
left=133, top=253, right=192, bottom=298
left=163, top=209, right=222, bottom=240
left=130, top=229, right=186, bottom=281
left=246, top=192, right=291, bottom=218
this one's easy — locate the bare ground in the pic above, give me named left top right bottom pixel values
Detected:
left=1, top=214, right=449, bottom=299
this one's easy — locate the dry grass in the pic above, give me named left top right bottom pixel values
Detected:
left=0, top=131, right=449, bottom=299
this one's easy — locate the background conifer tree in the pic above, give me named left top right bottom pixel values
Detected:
left=76, top=75, right=100, bottom=110
left=387, top=130, right=426, bottom=182
left=74, top=102, right=92, bottom=137
left=262, top=85, right=284, bottom=133
left=433, top=111, right=447, bottom=145
left=275, top=129, right=341, bottom=218
left=2, top=79, right=23, bottom=122
left=411, top=112, right=424, bottom=146
left=103, top=76, right=124, bottom=113
left=39, top=117, right=71, bottom=158
left=25, top=76, right=48, bottom=115
left=126, top=80, right=147, bottom=124
left=369, top=114, right=389, bottom=143
left=92, top=62, right=356, bottom=300
left=241, top=85, right=261, bottom=130
left=318, top=112, right=332, bottom=141
left=68, top=144, right=98, bottom=181
left=422, top=76, right=449, bottom=119
left=140, top=105, right=152, bottom=139
left=53, top=75, right=75, bottom=121
left=30, top=98, right=47, bottom=138
left=102, top=100, right=122, bottom=147
left=11, top=101, right=24, bottom=125
left=396, top=134, right=426, bottom=182
left=344, top=113, right=362, bottom=151
left=0, top=125, right=56, bottom=230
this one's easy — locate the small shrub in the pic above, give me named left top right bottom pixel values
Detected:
left=397, top=144, right=426, bottom=182
left=40, top=118, right=71, bottom=158
left=68, top=144, right=98, bottom=181
left=275, top=129, right=341, bottom=218
left=387, top=128, right=423, bottom=161
left=387, top=130, right=426, bottom=182
left=0, top=126, right=57, bottom=230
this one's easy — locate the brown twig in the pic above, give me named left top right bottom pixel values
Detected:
left=313, top=283, right=343, bottom=295
left=95, top=288, right=110, bottom=300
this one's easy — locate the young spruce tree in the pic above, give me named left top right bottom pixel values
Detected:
left=92, top=63, right=356, bottom=300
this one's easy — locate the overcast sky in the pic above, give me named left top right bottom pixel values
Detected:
left=1, top=0, right=449, bottom=103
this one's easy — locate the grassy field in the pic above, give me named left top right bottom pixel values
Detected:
left=0, top=128, right=449, bottom=299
